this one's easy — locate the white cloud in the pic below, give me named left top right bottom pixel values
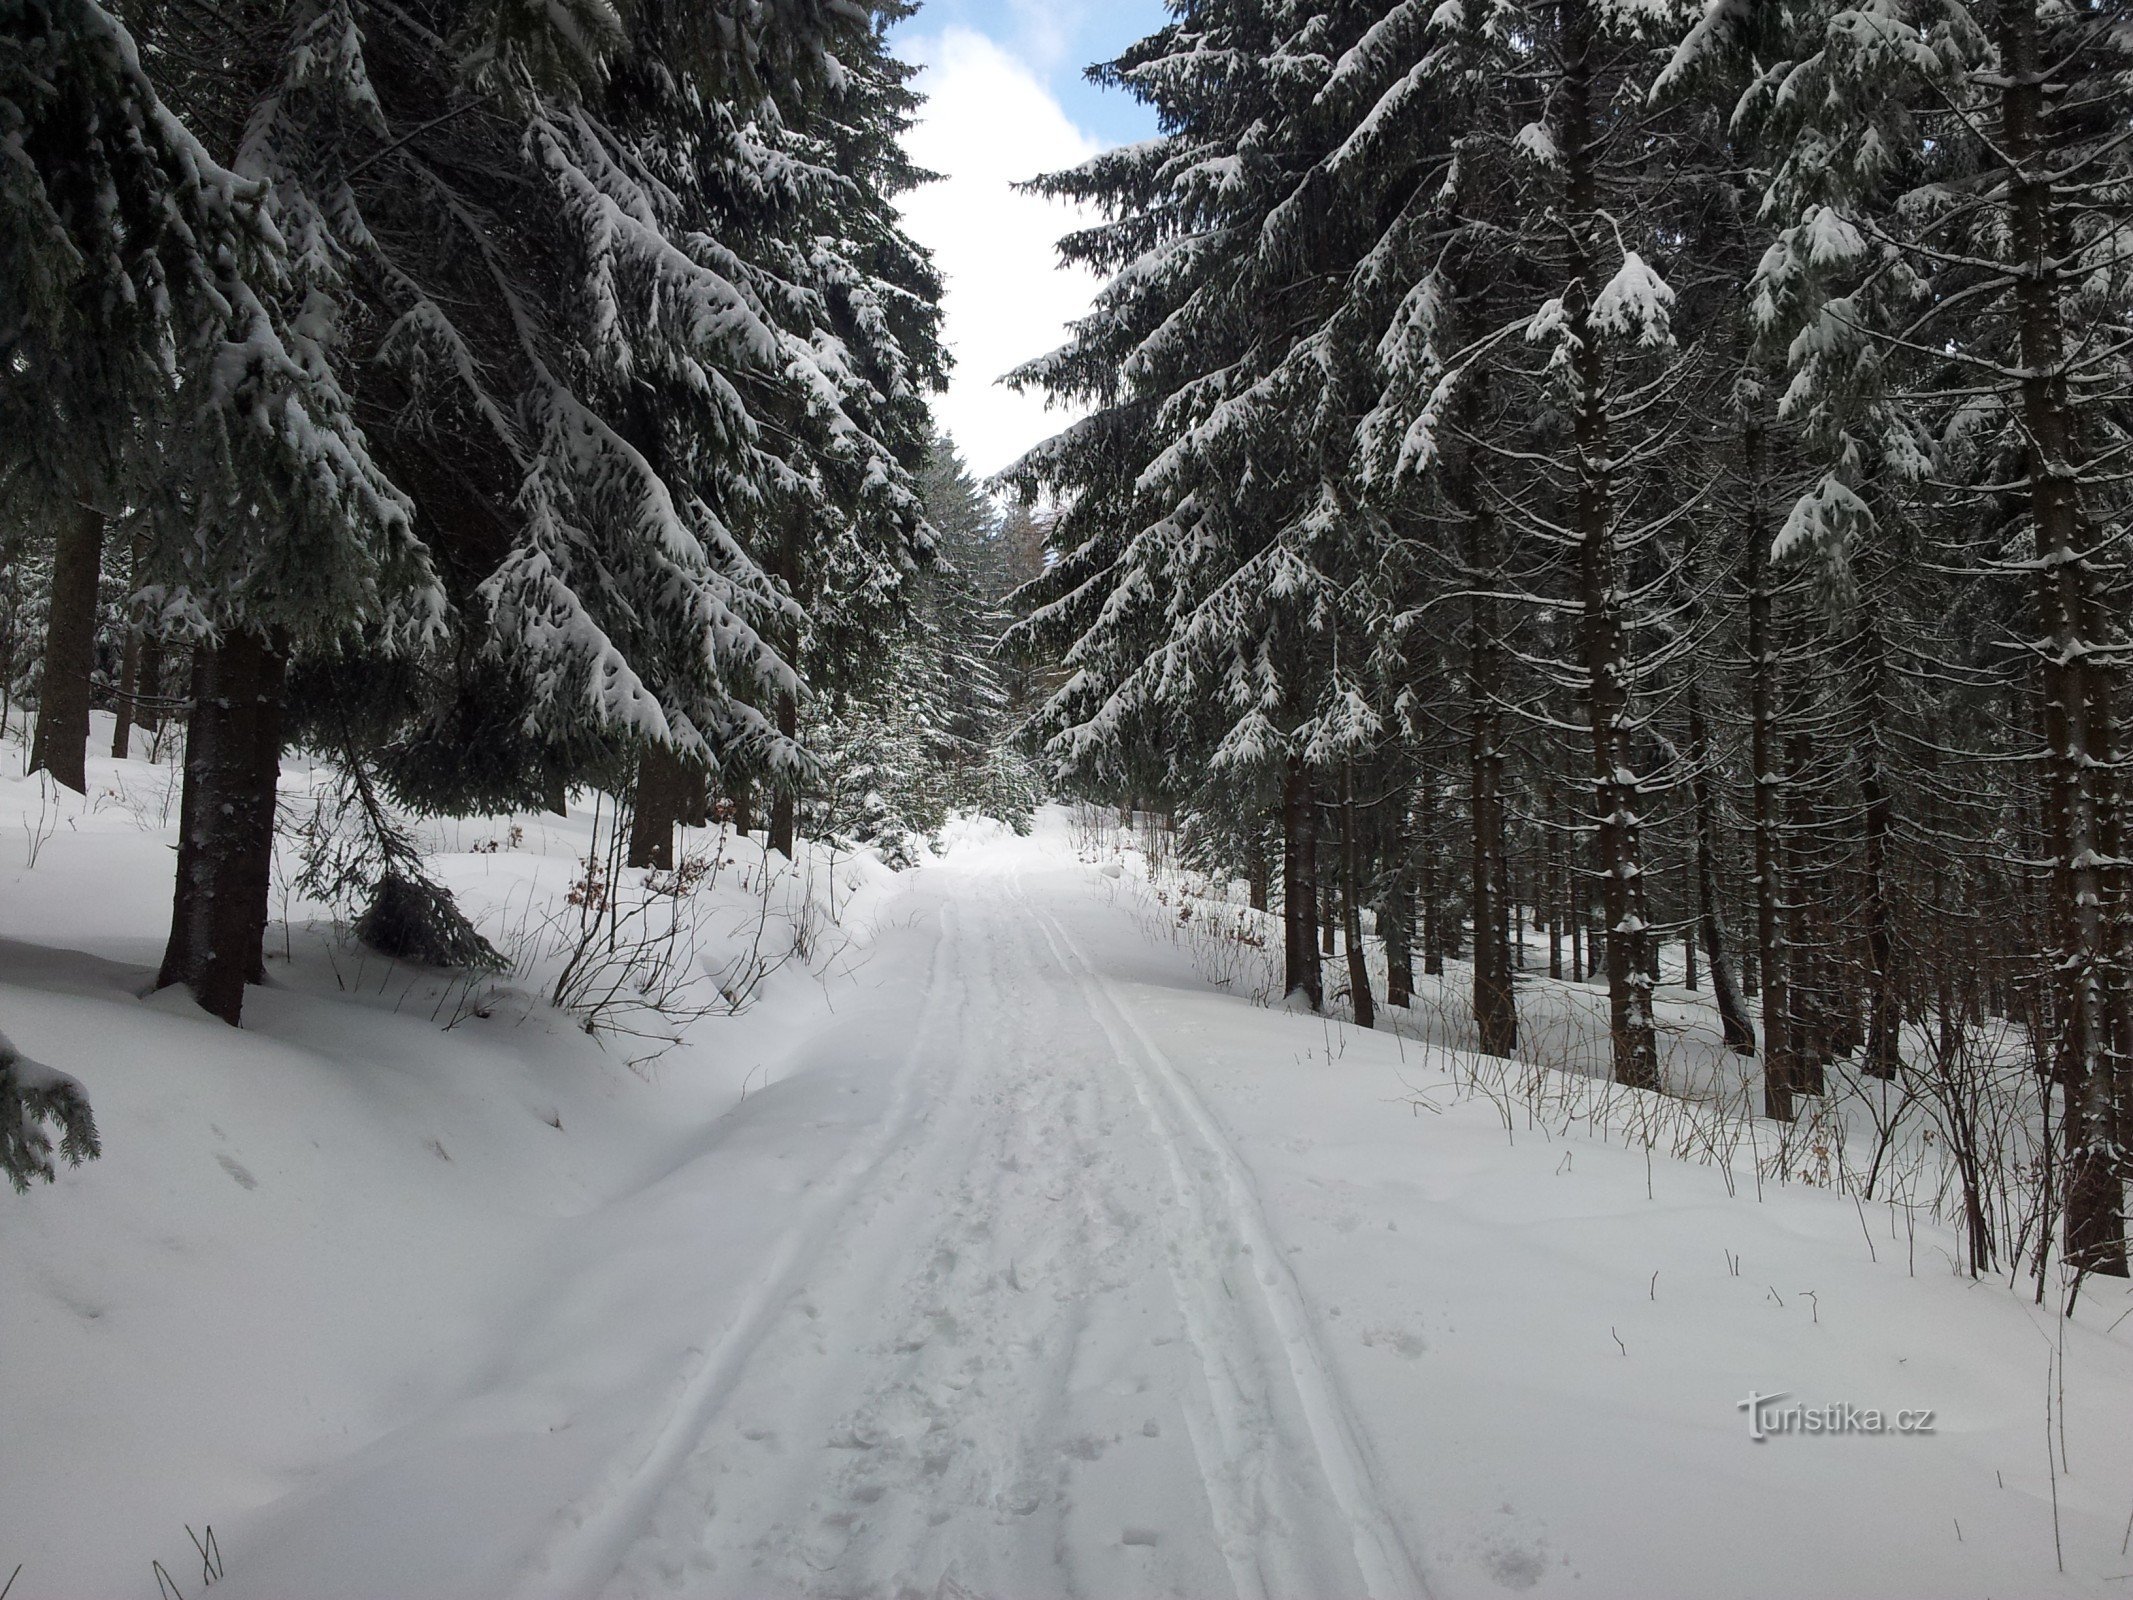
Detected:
left=899, top=28, right=1105, bottom=480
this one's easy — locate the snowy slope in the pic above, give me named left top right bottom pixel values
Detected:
left=5, top=767, right=2133, bottom=1599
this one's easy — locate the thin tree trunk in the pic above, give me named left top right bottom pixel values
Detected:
left=1465, top=478, right=1516, bottom=1057
left=1420, top=768, right=1444, bottom=976
left=1384, top=799, right=1414, bottom=1008
left=1747, top=420, right=1794, bottom=1120
left=110, top=533, right=150, bottom=760
left=1247, top=829, right=1271, bottom=914
left=1569, top=841, right=1585, bottom=982
left=1860, top=717, right=1901, bottom=1077
left=29, top=500, right=102, bottom=793
left=1784, top=713, right=1828, bottom=1097
left=1548, top=798, right=1565, bottom=980
left=1343, top=766, right=1374, bottom=1029
left=1283, top=758, right=1322, bottom=1009
left=770, top=691, right=799, bottom=857
left=1313, top=844, right=1330, bottom=960
left=111, top=628, right=139, bottom=760
left=133, top=633, right=163, bottom=740
left=1690, top=679, right=1756, bottom=1055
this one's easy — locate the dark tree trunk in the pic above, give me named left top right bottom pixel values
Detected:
left=133, top=633, right=163, bottom=738
left=629, top=743, right=685, bottom=870
left=1561, top=0, right=1655, bottom=1089
left=111, top=534, right=149, bottom=760
left=1420, top=768, right=1445, bottom=976
left=236, top=656, right=287, bottom=985
left=1783, top=717, right=1828, bottom=1098
left=29, top=501, right=102, bottom=793
left=1283, top=759, right=1323, bottom=1010
left=1547, top=796, right=1565, bottom=980
left=769, top=691, right=798, bottom=858
left=680, top=759, right=710, bottom=829
left=1383, top=800, right=1414, bottom=1009
left=1342, top=766, right=1374, bottom=1029
left=1860, top=736, right=1901, bottom=1078
left=1746, top=420, right=1794, bottom=1120
left=1689, top=681, right=1756, bottom=1056
left=1320, top=830, right=1338, bottom=958
left=158, top=630, right=288, bottom=1026
left=1997, top=0, right=2124, bottom=1275
left=111, top=628, right=139, bottom=760
left=1247, top=830, right=1271, bottom=914
left=1464, top=479, right=1515, bottom=1058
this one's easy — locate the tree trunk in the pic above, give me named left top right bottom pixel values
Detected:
left=769, top=690, right=799, bottom=858
left=1783, top=710, right=1828, bottom=1098
left=29, top=500, right=102, bottom=793
left=1383, top=800, right=1414, bottom=1008
left=1464, top=468, right=1516, bottom=1058
left=1689, top=680, right=1756, bottom=1055
left=1998, top=0, right=2125, bottom=1275
left=1746, top=420, right=1794, bottom=1120
left=1342, top=766, right=1374, bottom=1029
left=1859, top=718, right=1901, bottom=1078
left=1570, top=848, right=1585, bottom=982
left=629, top=743, right=685, bottom=870
left=111, top=630, right=139, bottom=760
left=1561, top=0, right=1656, bottom=1089
left=158, top=630, right=288, bottom=1026
left=1320, top=832, right=1338, bottom=958
left=110, top=534, right=150, bottom=760
left=1282, top=758, right=1323, bottom=1009
left=133, top=633, right=163, bottom=739
left=1247, top=830, right=1271, bottom=914
left=1420, top=768, right=1445, bottom=976
left=680, top=759, right=710, bottom=829
left=236, top=651, right=287, bottom=985
left=1547, top=794, right=1565, bottom=980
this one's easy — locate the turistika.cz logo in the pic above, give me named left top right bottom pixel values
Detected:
left=1736, top=1390, right=1937, bottom=1442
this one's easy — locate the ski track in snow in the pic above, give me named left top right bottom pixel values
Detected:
left=536, top=859, right=1431, bottom=1600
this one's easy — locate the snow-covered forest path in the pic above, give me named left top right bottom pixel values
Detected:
left=543, top=854, right=1430, bottom=1599
left=21, top=788, right=2133, bottom=1600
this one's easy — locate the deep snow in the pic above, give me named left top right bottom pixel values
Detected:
left=6, top=734, right=2133, bottom=1599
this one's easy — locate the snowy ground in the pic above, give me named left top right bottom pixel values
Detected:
left=6, top=737, right=2133, bottom=1599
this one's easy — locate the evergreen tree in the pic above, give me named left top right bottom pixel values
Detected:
left=806, top=432, right=1039, bottom=859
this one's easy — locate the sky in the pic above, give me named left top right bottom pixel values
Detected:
left=889, top=0, right=1167, bottom=480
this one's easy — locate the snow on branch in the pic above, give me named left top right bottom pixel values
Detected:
left=1, top=1030, right=99, bottom=1194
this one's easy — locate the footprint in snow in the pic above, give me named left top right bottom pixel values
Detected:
left=1480, top=1537, right=1546, bottom=1591
left=1361, top=1326, right=1428, bottom=1359
left=215, top=1152, right=258, bottom=1190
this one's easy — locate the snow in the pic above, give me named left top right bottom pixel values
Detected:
left=7, top=747, right=2133, bottom=1598
left=1589, top=249, right=1678, bottom=349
